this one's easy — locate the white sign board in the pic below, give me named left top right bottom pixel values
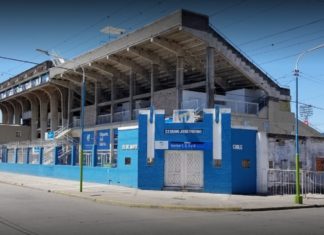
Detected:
left=155, top=141, right=169, bottom=150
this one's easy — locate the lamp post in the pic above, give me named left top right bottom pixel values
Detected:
left=294, top=43, right=324, bottom=204
left=79, top=67, right=86, bottom=192
left=36, top=49, right=86, bottom=192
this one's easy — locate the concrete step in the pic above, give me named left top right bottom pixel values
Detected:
left=163, top=186, right=203, bottom=192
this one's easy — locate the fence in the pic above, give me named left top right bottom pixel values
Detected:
left=97, top=114, right=111, bottom=125
left=268, top=169, right=324, bottom=195
left=216, top=99, right=259, bottom=115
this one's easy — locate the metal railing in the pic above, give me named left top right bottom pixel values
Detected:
left=7, top=149, right=15, bottom=163
left=17, top=148, right=24, bottom=164
left=182, top=99, right=201, bottom=111
left=97, top=152, right=111, bottom=167
left=83, top=153, right=92, bottom=166
left=43, top=146, right=55, bottom=165
left=268, top=169, right=324, bottom=195
left=97, top=114, right=111, bottom=125
left=113, top=110, right=130, bottom=122
left=29, top=153, right=39, bottom=164
left=216, top=99, right=259, bottom=115
left=56, top=145, right=72, bottom=165
left=73, top=119, right=81, bottom=127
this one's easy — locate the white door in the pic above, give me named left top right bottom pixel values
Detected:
left=164, top=150, right=203, bottom=188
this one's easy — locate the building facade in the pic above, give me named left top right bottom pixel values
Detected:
left=0, top=10, right=323, bottom=194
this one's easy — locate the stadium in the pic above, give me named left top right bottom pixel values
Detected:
left=0, top=10, right=323, bottom=194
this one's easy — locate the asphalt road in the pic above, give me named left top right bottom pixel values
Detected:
left=0, top=182, right=324, bottom=235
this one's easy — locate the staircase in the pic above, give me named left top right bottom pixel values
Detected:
left=53, top=124, right=79, bottom=164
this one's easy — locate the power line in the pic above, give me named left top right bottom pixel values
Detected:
left=259, top=52, right=300, bottom=65
left=0, top=56, right=38, bottom=65
left=222, top=1, right=285, bottom=29
left=291, top=100, right=324, bottom=111
left=250, top=34, right=324, bottom=57
left=248, top=27, right=324, bottom=53
left=52, top=0, right=136, bottom=50
left=239, top=17, right=324, bottom=46
left=0, top=0, right=136, bottom=79
left=127, top=1, right=174, bottom=31
left=209, top=0, right=248, bottom=17
left=61, top=0, right=165, bottom=56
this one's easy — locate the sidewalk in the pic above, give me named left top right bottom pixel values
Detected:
left=1, top=172, right=324, bottom=212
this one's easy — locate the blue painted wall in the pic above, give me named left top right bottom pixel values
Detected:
left=231, top=128, right=257, bottom=194
left=0, top=163, right=108, bottom=184
left=138, top=114, right=165, bottom=190
left=139, top=112, right=217, bottom=192
left=107, top=128, right=138, bottom=188
left=0, top=110, right=257, bottom=195
left=204, top=113, right=233, bottom=193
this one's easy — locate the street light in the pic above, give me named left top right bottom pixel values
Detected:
left=294, top=43, right=324, bottom=204
left=36, top=49, right=86, bottom=192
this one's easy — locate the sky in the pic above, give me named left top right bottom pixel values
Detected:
left=1, top=0, right=324, bottom=131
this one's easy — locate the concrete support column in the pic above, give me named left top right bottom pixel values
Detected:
left=61, top=88, right=68, bottom=127
left=67, top=88, right=74, bottom=126
left=206, top=47, right=215, bottom=108
left=9, top=101, right=22, bottom=125
left=40, top=100, right=49, bottom=140
left=110, top=128, right=115, bottom=164
left=39, top=147, right=44, bottom=165
left=92, top=145, right=97, bottom=167
left=176, top=56, right=184, bottom=109
left=4, top=102, right=14, bottom=124
left=17, top=98, right=29, bottom=126
left=50, top=92, right=59, bottom=131
left=129, top=71, right=135, bottom=120
left=150, top=64, right=158, bottom=107
left=94, top=81, right=99, bottom=118
left=30, top=99, right=39, bottom=140
left=25, top=147, right=30, bottom=164
left=71, top=145, right=77, bottom=166
left=110, top=79, right=116, bottom=123
left=0, top=105, right=8, bottom=124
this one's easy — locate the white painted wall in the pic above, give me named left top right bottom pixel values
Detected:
left=267, top=136, right=324, bottom=171
left=256, top=132, right=269, bottom=194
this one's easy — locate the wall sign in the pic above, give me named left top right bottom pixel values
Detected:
left=82, top=131, right=94, bottom=151
left=164, top=129, right=203, bottom=134
left=169, top=142, right=211, bottom=150
left=155, top=141, right=169, bottom=150
left=121, top=144, right=138, bottom=150
left=233, top=144, right=243, bottom=150
left=32, top=146, right=41, bottom=154
left=45, top=131, right=54, bottom=140
left=96, top=129, right=110, bottom=150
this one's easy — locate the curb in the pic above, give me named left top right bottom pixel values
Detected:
left=241, top=204, right=324, bottom=212
left=53, top=190, right=243, bottom=212
left=53, top=190, right=324, bottom=212
left=2, top=179, right=324, bottom=212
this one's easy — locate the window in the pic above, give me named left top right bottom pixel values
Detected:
left=268, top=161, right=274, bottom=169
left=213, top=159, right=222, bottom=168
left=16, top=131, right=22, bottom=138
left=316, top=158, right=324, bottom=172
left=242, top=159, right=250, bottom=168
left=125, top=157, right=131, bottom=165
left=280, top=159, right=288, bottom=169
